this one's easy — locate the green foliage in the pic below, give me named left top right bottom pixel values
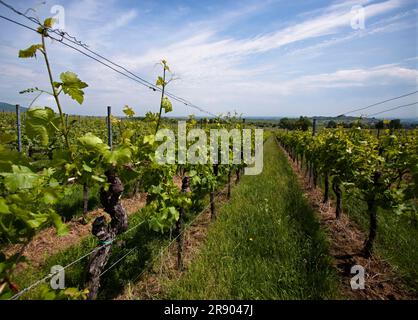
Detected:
left=37, top=17, right=55, bottom=34
left=38, top=285, right=88, bottom=300
left=161, top=97, right=172, bottom=113
left=123, top=105, right=135, bottom=117
left=156, top=76, right=165, bottom=87
left=277, top=128, right=418, bottom=247
left=0, top=165, right=68, bottom=242
left=18, top=44, right=43, bottom=58
left=55, top=72, right=88, bottom=104
left=2, top=42, right=247, bottom=300
left=24, top=107, right=60, bottom=146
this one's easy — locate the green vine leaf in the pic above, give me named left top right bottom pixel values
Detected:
left=77, top=133, right=108, bottom=154
left=25, top=107, right=60, bottom=146
left=18, top=44, right=43, bottom=58
left=50, top=211, right=68, bottom=236
left=104, top=146, right=132, bottom=166
left=0, top=198, right=10, bottom=214
left=162, top=97, right=172, bottom=113
left=59, top=72, right=88, bottom=104
left=123, top=105, right=135, bottom=117
left=43, top=17, right=55, bottom=28
left=156, top=76, right=165, bottom=87
left=0, top=165, right=39, bottom=192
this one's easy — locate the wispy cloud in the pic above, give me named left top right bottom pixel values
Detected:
left=111, top=0, right=404, bottom=80
left=0, top=0, right=416, bottom=118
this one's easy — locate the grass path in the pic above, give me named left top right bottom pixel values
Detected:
left=161, top=137, right=339, bottom=299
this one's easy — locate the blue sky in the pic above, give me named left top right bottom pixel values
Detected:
left=0, top=0, right=417, bottom=118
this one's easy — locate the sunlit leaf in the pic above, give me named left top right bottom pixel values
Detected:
left=161, top=97, right=172, bottom=113
left=59, top=71, right=88, bottom=104
left=18, top=44, right=43, bottom=58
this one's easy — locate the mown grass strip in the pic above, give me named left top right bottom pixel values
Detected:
left=162, top=137, right=339, bottom=299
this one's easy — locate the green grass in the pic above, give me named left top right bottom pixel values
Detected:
left=55, top=184, right=100, bottom=222
left=162, top=137, right=339, bottom=299
left=14, top=187, right=221, bottom=299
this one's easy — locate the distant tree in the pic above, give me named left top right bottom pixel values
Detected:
left=349, top=120, right=367, bottom=128
left=389, top=119, right=402, bottom=129
left=279, top=117, right=293, bottom=130
left=295, top=116, right=312, bottom=131
left=375, top=120, right=385, bottom=129
left=326, top=120, right=337, bottom=128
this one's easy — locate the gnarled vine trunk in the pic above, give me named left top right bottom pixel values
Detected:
left=85, top=170, right=128, bottom=299
left=176, top=176, right=189, bottom=271
left=332, top=180, right=342, bottom=219
left=227, top=170, right=231, bottom=199
left=82, top=184, right=89, bottom=224
left=363, top=197, right=377, bottom=257
left=363, top=172, right=381, bottom=257
left=211, top=164, right=219, bottom=219
left=235, top=168, right=240, bottom=184
left=323, top=173, right=329, bottom=203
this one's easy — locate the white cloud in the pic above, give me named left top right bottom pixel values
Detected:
left=235, top=64, right=418, bottom=96
left=0, top=0, right=416, bottom=118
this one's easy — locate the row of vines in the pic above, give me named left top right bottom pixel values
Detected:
left=0, top=18, right=250, bottom=299
left=277, top=127, right=418, bottom=257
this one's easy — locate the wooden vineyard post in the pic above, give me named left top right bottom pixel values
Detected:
left=176, top=176, right=189, bottom=271
left=15, top=105, right=22, bottom=153
left=313, top=166, right=318, bottom=188
left=363, top=172, right=381, bottom=257
left=211, top=164, right=218, bottom=220
left=82, top=184, right=89, bottom=224
left=107, top=106, right=112, bottom=150
left=311, top=118, right=317, bottom=187
left=332, top=180, right=342, bottom=219
left=235, top=168, right=240, bottom=184
left=323, top=172, right=329, bottom=203
left=228, top=175, right=232, bottom=197
left=210, top=192, right=215, bottom=220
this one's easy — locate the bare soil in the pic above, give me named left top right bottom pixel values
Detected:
left=5, top=192, right=147, bottom=271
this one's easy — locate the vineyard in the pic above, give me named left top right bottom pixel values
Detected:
left=0, top=2, right=418, bottom=305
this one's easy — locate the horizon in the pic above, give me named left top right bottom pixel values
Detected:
left=1, top=101, right=417, bottom=121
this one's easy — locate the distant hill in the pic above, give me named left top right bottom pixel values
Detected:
left=313, top=115, right=380, bottom=125
left=0, top=102, right=27, bottom=112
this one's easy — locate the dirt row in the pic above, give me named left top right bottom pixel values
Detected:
left=5, top=192, right=147, bottom=271
left=276, top=139, right=415, bottom=300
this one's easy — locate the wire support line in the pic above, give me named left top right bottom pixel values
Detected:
left=338, top=90, right=418, bottom=117
left=99, top=247, right=138, bottom=277
left=9, top=219, right=146, bottom=300
left=367, top=101, right=418, bottom=117
left=0, top=1, right=220, bottom=117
